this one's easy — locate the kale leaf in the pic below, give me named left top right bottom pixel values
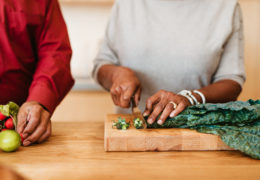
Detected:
left=145, top=100, right=260, bottom=159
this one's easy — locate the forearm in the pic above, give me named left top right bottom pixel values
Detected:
left=97, top=64, right=118, bottom=91
left=194, top=80, right=242, bottom=103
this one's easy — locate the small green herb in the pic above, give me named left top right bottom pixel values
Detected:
left=112, top=117, right=130, bottom=130
left=134, top=118, right=144, bottom=129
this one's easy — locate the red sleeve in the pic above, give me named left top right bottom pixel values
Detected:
left=26, top=0, right=74, bottom=114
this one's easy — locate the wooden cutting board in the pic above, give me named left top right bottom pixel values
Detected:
left=105, top=114, right=233, bottom=152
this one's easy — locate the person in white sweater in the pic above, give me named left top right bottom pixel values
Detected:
left=92, top=0, right=246, bottom=125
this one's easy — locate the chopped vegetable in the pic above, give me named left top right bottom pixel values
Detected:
left=112, top=117, right=130, bottom=130
left=134, top=118, right=144, bottom=129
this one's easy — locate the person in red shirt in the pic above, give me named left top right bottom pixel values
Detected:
left=0, top=0, right=74, bottom=146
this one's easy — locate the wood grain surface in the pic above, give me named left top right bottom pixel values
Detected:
left=0, top=121, right=259, bottom=180
left=105, top=114, right=232, bottom=152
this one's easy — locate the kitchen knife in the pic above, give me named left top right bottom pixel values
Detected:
left=131, top=97, right=147, bottom=129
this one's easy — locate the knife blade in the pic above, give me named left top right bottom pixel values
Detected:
left=131, top=97, right=147, bottom=129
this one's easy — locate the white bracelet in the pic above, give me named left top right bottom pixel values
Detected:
left=178, top=90, right=194, bottom=105
left=193, top=90, right=206, bottom=104
left=189, top=93, right=200, bottom=105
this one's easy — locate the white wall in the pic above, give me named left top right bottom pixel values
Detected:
left=60, top=4, right=112, bottom=89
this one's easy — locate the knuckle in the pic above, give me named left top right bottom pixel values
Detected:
left=165, top=104, right=172, bottom=110
left=24, top=127, right=33, bottom=134
left=32, top=107, right=41, bottom=113
left=38, top=126, right=46, bottom=133
left=123, top=95, right=131, bottom=101
left=27, top=136, right=36, bottom=143
left=110, top=88, right=116, bottom=95
left=155, top=104, right=163, bottom=111
left=127, top=81, right=134, bottom=86
left=30, top=117, right=40, bottom=124
left=166, top=92, right=172, bottom=97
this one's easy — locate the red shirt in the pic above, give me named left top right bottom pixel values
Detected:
left=0, top=0, right=74, bottom=113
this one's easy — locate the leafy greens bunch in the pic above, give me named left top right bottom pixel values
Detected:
left=146, top=100, right=260, bottom=159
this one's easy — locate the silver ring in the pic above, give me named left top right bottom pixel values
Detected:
left=169, top=101, right=177, bottom=109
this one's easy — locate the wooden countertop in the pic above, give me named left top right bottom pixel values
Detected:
left=1, top=121, right=259, bottom=180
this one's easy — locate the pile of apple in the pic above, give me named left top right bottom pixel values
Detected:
left=0, top=112, right=15, bottom=131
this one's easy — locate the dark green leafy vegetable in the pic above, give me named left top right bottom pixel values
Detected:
left=195, top=120, right=260, bottom=159
left=145, top=100, right=260, bottom=159
left=112, top=117, right=130, bottom=130
left=134, top=118, right=144, bottom=129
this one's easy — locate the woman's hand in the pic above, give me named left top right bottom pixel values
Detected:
left=17, top=101, right=52, bottom=146
left=110, top=66, right=141, bottom=108
left=143, top=90, right=191, bottom=125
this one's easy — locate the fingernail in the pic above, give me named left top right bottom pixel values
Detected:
left=143, top=112, right=149, bottom=117
left=23, top=133, right=28, bottom=139
left=157, top=120, right=163, bottom=125
left=148, top=118, right=153, bottom=124
left=23, top=140, right=30, bottom=146
left=170, top=112, right=175, bottom=118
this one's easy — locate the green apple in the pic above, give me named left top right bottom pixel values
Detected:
left=0, top=130, right=21, bottom=152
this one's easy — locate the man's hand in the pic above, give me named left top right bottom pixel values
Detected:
left=110, top=66, right=142, bottom=108
left=17, top=101, right=51, bottom=146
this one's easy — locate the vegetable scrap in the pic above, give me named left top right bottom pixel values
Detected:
left=133, top=118, right=144, bottom=129
left=112, top=117, right=130, bottom=130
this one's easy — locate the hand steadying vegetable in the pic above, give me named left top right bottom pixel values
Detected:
left=143, top=90, right=193, bottom=125
left=98, top=64, right=141, bottom=108
left=17, top=101, right=51, bottom=146
left=144, top=80, right=242, bottom=126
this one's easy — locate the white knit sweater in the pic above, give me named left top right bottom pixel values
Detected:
left=93, top=0, right=246, bottom=113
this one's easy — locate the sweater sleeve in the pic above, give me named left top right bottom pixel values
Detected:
left=26, top=0, right=74, bottom=114
left=92, top=1, right=120, bottom=83
left=212, top=3, right=246, bottom=87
